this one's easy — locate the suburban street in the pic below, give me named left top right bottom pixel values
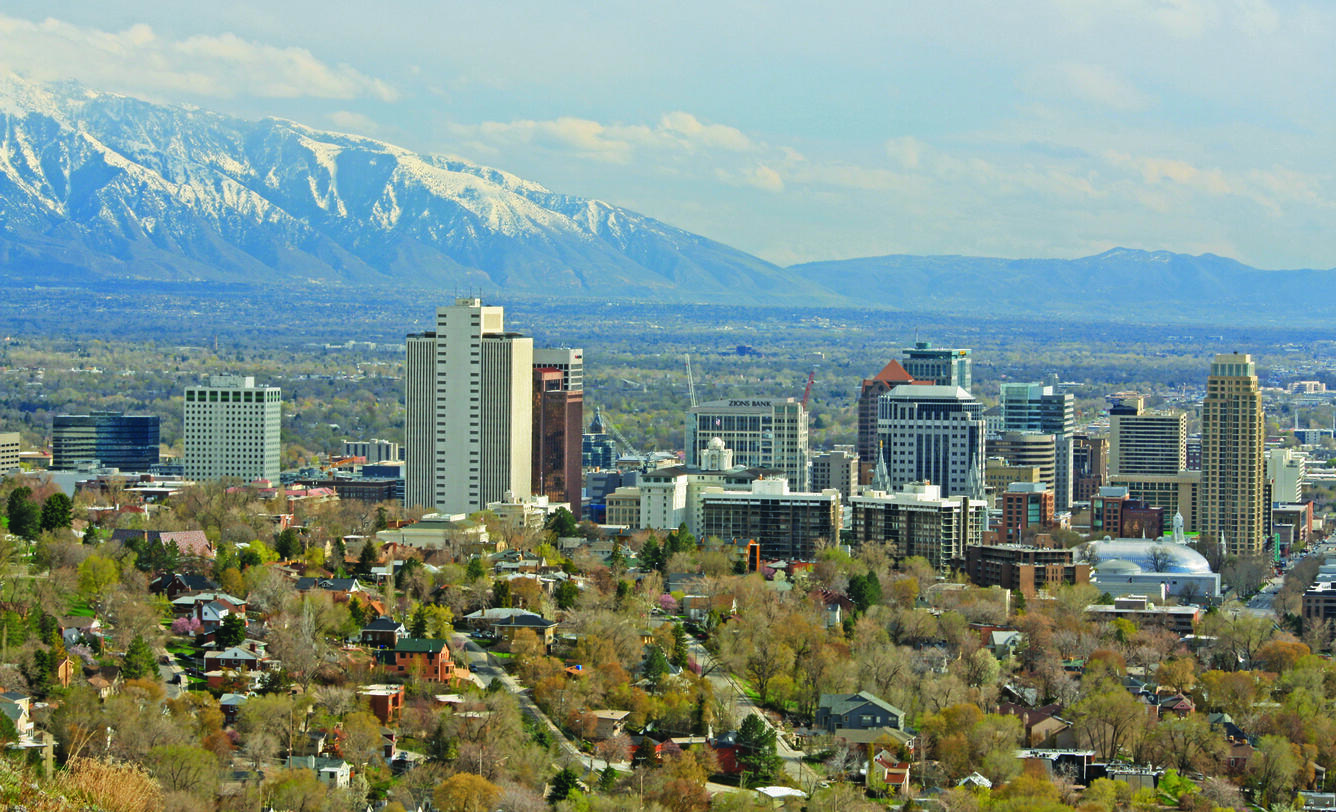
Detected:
left=683, top=635, right=816, bottom=788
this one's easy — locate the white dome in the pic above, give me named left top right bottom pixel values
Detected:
left=708, top=436, right=726, bottom=450
left=1087, top=539, right=1212, bottom=575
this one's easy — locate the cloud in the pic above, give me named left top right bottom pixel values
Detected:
left=1057, top=63, right=1152, bottom=111
left=0, top=14, right=396, bottom=101
left=454, top=111, right=758, bottom=165
left=717, top=165, right=785, bottom=193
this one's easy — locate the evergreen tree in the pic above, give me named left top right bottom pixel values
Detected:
left=121, top=635, right=157, bottom=680
left=465, top=556, right=487, bottom=582
left=374, top=506, right=389, bottom=531
left=217, top=614, right=246, bottom=648
left=492, top=580, right=512, bottom=608
left=274, top=528, right=300, bottom=560
left=555, top=580, right=580, bottom=610
left=410, top=604, right=428, bottom=638
left=548, top=767, right=580, bottom=802
left=644, top=644, right=671, bottom=689
left=6, top=487, right=39, bottom=540
left=607, top=543, right=626, bottom=572
left=640, top=537, right=663, bottom=573
left=39, top=492, right=73, bottom=533
left=357, top=539, right=378, bottom=576
left=545, top=507, right=579, bottom=538
left=736, top=713, right=781, bottom=786
left=598, top=765, right=619, bottom=792
left=670, top=623, right=690, bottom=669
left=848, top=571, right=882, bottom=613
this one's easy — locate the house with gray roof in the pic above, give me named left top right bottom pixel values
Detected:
left=816, top=691, right=906, bottom=733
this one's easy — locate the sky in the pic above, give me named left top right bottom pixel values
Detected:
left=0, top=1, right=1333, bottom=268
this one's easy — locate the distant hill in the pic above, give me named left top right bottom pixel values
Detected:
left=2, top=74, right=1335, bottom=323
left=787, top=248, right=1336, bottom=322
left=0, top=74, right=833, bottom=304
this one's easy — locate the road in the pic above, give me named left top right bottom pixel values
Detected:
left=1242, top=540, right=1334, bottom=616
left=683, top=635, right=816, bottom=788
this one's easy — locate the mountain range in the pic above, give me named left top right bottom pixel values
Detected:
left=1, top=74, right=1333, bottom=322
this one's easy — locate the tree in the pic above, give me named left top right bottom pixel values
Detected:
left=670, top=623, right=690, bottom=669
left=6, top=487, right=39, bottom=540
left=357, top=539, right=379, bottom=576
left=848, top=571, right=883, bottom=613
left=555, top=580, right=580, bottom=610
left=217, top=614, right=247, bottom=648
left=433, top=772, right=502, bottom=812
left=274, top=527, right=300, bottom=560
left=147, top=744, right=220, bottom=797
left=466, top=556, right=487, bottom=581
left=644, top=644, right=671, bottom=689
left=735, top=713, right=781, bottom=786
left=122, top=635, right=158, bottom=681
left=39, top=492, right=73, bottom=533
left=546, top=507, right=579, bottom=539
left=1249, top=734, right=1304, bottom=807
left=549, top=767, right=580, bottom=803
left=77, top=554, right=120, bottom=600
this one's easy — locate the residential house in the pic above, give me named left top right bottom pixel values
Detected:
left=112, top=529, right=215, bottom=559
left=0, top=691, right=33, bottom=736
left=989, top=630, right=1023, bottom=660
left=149, top=572, right=219, bottom=600
left=204, top=645, right=266, bottom=672
left=1016, top=749, right=1096, bottom=785
left=359, top=684, right=406, bottom=724
left=999, top=703, right=1073, bottom=748
left=171, top=592, right=247, bottom=621
left=360, top=616, right=407, bottom=649
left=295, top=577, right=364, bottom=602
left=219, top=693, right=248, bottom=725
left=681, top=594, right=736, bottom=623
left=816, top=692, right=906, bottom=734
left=461, top=607, right=542, bottom=632
left=1155, top=694, right=1195, bottom=718
left=83, top=665, right=121, bottom=698
left=869, top=749, right=912, bottom=797
left=286, top=755, right=352, bottom=788
left=585, top=709, right=631, bottom=741
left=60, top=616, right=102, bottom=647
left=376, top=639, right=457, bottom=682
left=493, top=614, right=559, bottom=647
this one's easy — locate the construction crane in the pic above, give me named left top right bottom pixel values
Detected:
left=801, top=369, right=815, bottom=408
left=684, top=353, right=698, bottom=407
left=602, top=415, right=642, bottom=459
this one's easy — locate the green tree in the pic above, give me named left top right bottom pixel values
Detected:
left=6, top=487, right=39, bottom=540
left=217, top=614, right=246, bottom=648
left=848, top=572, right=882, bottom=613
left=274, top=527, right=300, bottom=560
left=357, top=539, right=379, bottom=576
left=546, top=507, right=579, bottom=538
left=465, top=556, right=487, bottom=581
left=146, top=744, right=220, bottom=796
left=492, top=580, right=512, bottom=608
left=39, top=492, right=73, bottom=533
left=411, top=604, right=428, bottom=638
left=735, top=713, right=781, bottom=786
left=549, top=766, right=580, bottom=802
left=644, top=644, right=671, bottom=689
left=122, top=635, right=158, bottom=681
left=670, top=623, right=690, bottom=669
left=77, top=554, right=119, bottom=599
left=555, top=580, right=580, bottom=610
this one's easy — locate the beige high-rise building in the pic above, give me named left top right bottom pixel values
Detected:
left=1200, top=353, right=1265, bottom=557
left=405, top=298, right=533, bottom=513
left=183, top=376, right=281, bottom=483
left=1108, top=396, right=1186, bottom=476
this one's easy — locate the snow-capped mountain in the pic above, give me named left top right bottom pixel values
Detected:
left=0, top=74, right=830, bottom=302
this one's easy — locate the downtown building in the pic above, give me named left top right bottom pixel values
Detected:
left=532, top=348, right=584, bottom=509
left=52, top=412, right=160, bottom=471
left=183, top=376, right=281, bottom=482
left=405, top=299, right=534, bottom=514
left=1107, top=395, right=1186, bottom=477
left=1200, top=353, right=1266, bottom=557
left=685, top=397, right=810, bottom=490
left=998, top=382, right=1075, bottom=512
left=876, top=385, right=986, bottom=500
left=856, top=360, right=924, bottom=484
left=848, top=480, right=987, bottom=572
left=699, top=478, right=841, bottom=561
left=902, top=342, right=972, bottom=389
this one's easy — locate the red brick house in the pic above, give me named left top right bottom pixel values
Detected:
left=376, top=639, right=457, bottom=682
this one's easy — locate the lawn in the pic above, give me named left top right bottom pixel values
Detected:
left=66, top=597, right=95, bottom=618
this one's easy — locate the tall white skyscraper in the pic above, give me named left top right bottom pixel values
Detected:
left=183, top=375, right=281, bottom=482
left=685, top=398, right=810, bottom=489
left=877, top=385, right=986, bottom=499
left=405, top=298, right=533, bottom=513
